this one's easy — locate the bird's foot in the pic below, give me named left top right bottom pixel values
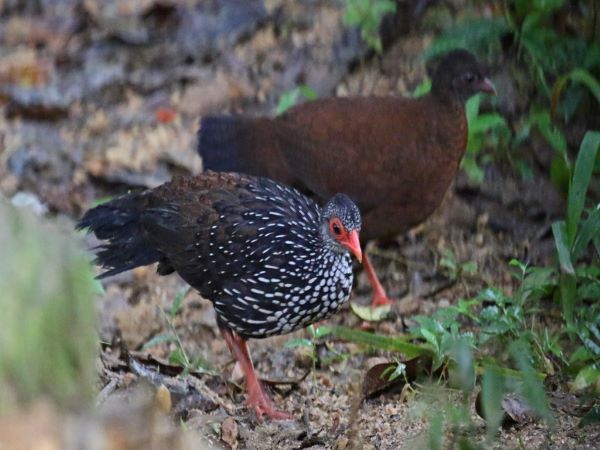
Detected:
left=246, top=383, right=293, bottom=421
left=363, top=253, right=394, bottom=308
left=370, top=290, right=394, bottom=308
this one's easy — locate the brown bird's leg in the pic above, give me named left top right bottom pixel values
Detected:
left=363, top=253, right=393, bottom=307
left=220, top=326, right=293, bottom=421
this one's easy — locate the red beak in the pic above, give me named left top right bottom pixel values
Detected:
left=478, top=77, right=497, bottom=95
left=342, top=230, right=362, bottom=263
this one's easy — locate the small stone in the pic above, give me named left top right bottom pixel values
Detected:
left=221, top=417, right=238, bottom=449
left=320, top=374, right=332, bottom=387
left=336, top=436, right=349, bottom=450
left=154, top=384, right=171, bottom=413
left=294, top=347, right=314, bottom=369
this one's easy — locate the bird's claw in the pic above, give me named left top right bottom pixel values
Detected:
left=246, top=384, right=293, bottom=421
left=370, top=291, right=394, bottom=308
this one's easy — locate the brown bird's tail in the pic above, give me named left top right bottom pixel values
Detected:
left=198, top=116, right=297, bottom=187
left=76, top=193, right=164, bottom=279
left=198, top=116, right=253, bottom=173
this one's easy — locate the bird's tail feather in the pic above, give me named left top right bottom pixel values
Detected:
left=198, top=116, right=249, bottom=173
left=77, top=194, right=163, bottom=278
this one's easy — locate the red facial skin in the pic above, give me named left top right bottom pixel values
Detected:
left=329, top=217, right=362, bottom=263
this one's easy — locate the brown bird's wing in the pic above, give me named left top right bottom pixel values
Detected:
left=199, top=116, right=299, bottom=187
left=273, top=95, right=467, bottom=214
left=199, top=95, right=467, bottom=241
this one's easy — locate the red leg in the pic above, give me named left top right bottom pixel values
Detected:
left=220, top=327, right=293, bottom=421
left=363, top=253, right=393, bottom=307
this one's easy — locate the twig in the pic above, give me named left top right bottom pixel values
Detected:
left=96, top=378, right=118, bottom=407
left=159, top=307, right=191, bottom=367
left=188, top=376, right=237, bottom=415
left=260, top=369, right=312, bottom=387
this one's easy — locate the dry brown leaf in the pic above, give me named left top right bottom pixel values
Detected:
left=155, top=384, right=172, bottom=414
left=220, top=417, right=238, bottom=450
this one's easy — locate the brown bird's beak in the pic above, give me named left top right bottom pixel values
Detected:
left=343, top=230, right=362, bottom=263
left=478, top=77, right=497, bottom=95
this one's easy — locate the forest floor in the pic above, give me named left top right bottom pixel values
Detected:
left=0, top=0, right=597, bottom=449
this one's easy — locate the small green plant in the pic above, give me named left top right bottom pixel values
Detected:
left=143, top=286, right=213, bottom=375
left=463, top=94, right=512, bottom=183
left=411, top=78, right=432, bottom=98
left=439, top=248, right=478, bottom=282
left=428, top=0, right=600, bottom=187
left=284, top=324, right=334, bottom=369
left=515, top=107, right=571, bottom=189
left=318, top=134, right=599, bottom=447
left=550, top=131, right=600, bottom=328
left=275, top=85, right=318, bottom=115
left=342, top=0, right=396, bottom=54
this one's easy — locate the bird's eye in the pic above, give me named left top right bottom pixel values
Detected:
left=462, top=72, right=475, bottom=83
left=330, top=219, right=343, bottom=236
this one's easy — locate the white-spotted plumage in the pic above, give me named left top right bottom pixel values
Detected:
left=80, top=172, right=361, bottom=340
left=187, top=177, right=360, bottom=339
left=78, top=171, right=362, bottom=420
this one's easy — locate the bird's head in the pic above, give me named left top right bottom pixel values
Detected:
left=321, top=194, right=362, bottom=263
left=430, top=49, right=496, bottom=104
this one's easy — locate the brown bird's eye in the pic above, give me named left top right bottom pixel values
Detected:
left=463, top=72, right=475, bottom=83
left=330, top=219, right=342, bottom=236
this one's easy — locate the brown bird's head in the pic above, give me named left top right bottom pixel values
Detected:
left=430, top=49, right=496, bottom=104
left=321, top=193, right=362, bottom=263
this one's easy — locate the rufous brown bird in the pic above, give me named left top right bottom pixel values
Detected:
left=77, top=171, right=362, bottom=420
left=197, top=49, right=496, bottom=307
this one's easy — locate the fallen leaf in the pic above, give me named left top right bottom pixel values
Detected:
left=501, top=393, right=537, bottom=425
left=571, top=365, right=600, bottom=393
left=362, top=355, right=431, bottom=398
left=155, top=384, right=172, bottom=413
left=336, top=436, right=349, bottom=450
left=221, top=417, right=238, bottom=449
left=476, top=392, right=538, bottom=427
left=350, top=302, right=391, bottom=322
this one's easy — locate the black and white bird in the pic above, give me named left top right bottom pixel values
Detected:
left=77, top=171, right=362, bottom=420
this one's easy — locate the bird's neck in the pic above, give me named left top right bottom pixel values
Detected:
left=430, top=86, right=465, bottom=110
left=421, top=93, right=468, bottom=163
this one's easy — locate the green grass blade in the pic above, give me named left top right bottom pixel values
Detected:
left=481, top=365, right=505, bottom=440
left=553, top=69, right=600, bottom=113
left=469, top=113, right=509, bottom=134
left=284, top=338, right=313, bottom=349
left=566, top=131, right=600, bottom=245
left=328, top=326, right=433, bottom=358
left=275, top=85, right=318, bottom=115
left=559, top=273, right=577, bottom=330
left=169, top=286, right=189, bottom=317
left=142, top=333, right=178, bottom=351
left=466, top=95, right=481, bottom=124
left=572, top=206, right=600, bottom=260
left=552, top=221, right=575, bottom=275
